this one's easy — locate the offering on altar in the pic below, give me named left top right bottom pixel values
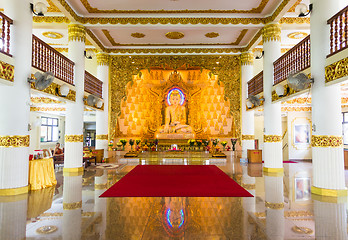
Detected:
left=168, top=144, right=182, bottom=151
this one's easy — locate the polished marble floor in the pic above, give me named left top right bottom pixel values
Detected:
left=1, top=152, right=348, bottom=240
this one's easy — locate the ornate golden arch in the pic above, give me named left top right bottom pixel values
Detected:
left=109, top=55, right=241, bottom=139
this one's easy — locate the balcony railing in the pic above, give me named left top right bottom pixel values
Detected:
left=273, top=35, right=310, bottom=85
left=0, top=12, right=13, bottom=56
left=84, top=71, right=103, bottom=99
left=328, top=5, right=348, bottom=57
left=32, top=35, right=75, bottom=85
left=247, top=71, right=263, bottom=97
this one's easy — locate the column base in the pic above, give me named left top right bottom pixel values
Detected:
left=0, top=185, right=29, bottom=196
left=311, top=185, right=347, bottom=197
left=63, top=167, right=84, bottom=177
left=263, top=167, right=284, bottom=173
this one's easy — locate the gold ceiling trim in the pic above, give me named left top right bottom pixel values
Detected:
left=165, top=32, right=185, bottom=40
left=79, top=0, right=269, bottom=14
left=245, top=30, right=262, bottom=51
left=0, top=60, right=14, bottom=82
left=31, top=97, right=63, bottom=104
left=42, top=31, right=63, bottom=39
left=205, top=32, right=219, bottom=38
left=288, top=0, right=302, bottom=12
left=101, top=29, right=248, bottom=47
left=33, top=16, right=70, bottom=23
left=102, top=29, right=119, bottom=46
left=131, top=32, right=145, bottom=38
left=287, top=31, right=308, bottom=39
left=86, top=29, right=106, bottom=51
left=106, top=48, right=241, bottom=54
left=47, top=0, right=61, bottom=12
left=280, top=17, right=310, bottom=24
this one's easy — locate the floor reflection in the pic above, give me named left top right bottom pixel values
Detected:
left=0, top=153, right=347, bottom=239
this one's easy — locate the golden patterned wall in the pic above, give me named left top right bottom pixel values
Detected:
left=109, top=55, right=241, bottom=139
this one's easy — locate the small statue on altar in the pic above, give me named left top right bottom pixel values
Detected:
left=159, top=89, right=193, bottom=134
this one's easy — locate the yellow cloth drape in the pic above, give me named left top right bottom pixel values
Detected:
left=29, top=158, right=57, bottom=190
left=27, top=186, right=55, bottom=218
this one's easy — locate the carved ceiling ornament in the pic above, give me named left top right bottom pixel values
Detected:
left=109, top=55, right=241, bottom=140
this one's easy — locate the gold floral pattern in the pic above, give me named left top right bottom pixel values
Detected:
left=131, top=32, right=145, bottom=38
left=96, top=134, right=108, bottom=140
left=242, top=135, right=255, bottom=140
left=30, top=107, right=66, bottom=112
left=31, top=97, right=62, bottom=104
left=165, top=32, right=185, bottom=39
left=97, top=53, right=110, bottom=66
left=65, top=135, right=84, bottom=142
left=205, top=32, right=219, bottom=38
left=63, top=200, right=82, bottom=210
left=0, top=135, right=30, bottom=147
left=265, top=201, right=284, bottom=209
left=325, top=57, right=348, bottom=83
left=0, top=60, right=14, bottom=82
left=311, top=135, right=343, bottom=148
left=68, top=24, right=86, bottom=42
left=262, top=23, right=281, bottom=42
left=30, top=82, right=76, bottom=102
left=240, top=52, right=254, bottom=65
left=102, top=29, right=119, bottom=46
left=264, top=135, right=282, bottom=142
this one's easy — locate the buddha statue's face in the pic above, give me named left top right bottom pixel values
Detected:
left=170, top=93, right=180, bottom=106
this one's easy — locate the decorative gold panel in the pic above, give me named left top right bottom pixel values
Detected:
left=109, top=55, right=241, bottom=139
left=131, top=32, right=145, bottom=38
left=96, top=134, right=108, bottom=140
left=30, top=82, right=76, bottom=102
left=325, top=57, right=348, bottom=83
left=311, top=135, right=343, bottom=148
left=68, top=24, right=86, bottom=42
left=165, top=32, right=185, bottom=39
left=33, top=16, right=70, bottom=23
left=205, top=32, right=219, bottom=38
left=242, top=135, right=254, bottom=140
left=63, top=201, right=82, bottom=210
left=47, top=0, right=61, bottom=12
left=30, top=107, right=66, bottom=112
left=262, top=23, right=281, bottom=42
left=264, top=135, right=282, bottom=142
left=31, top=97, right=62, bottom=104
left=0, top=135, right=30, bottom=147
left=42, top=31, right=63, bottom=39
left=65, top=135, right=84, bottom=142
left=0, top=60, right=14, bottom=82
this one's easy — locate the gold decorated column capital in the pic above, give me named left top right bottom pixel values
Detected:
left=262, top=23, right=281, bottom=43
left=240, top=52, right=254, bottom=65
left=68, top=24, right=86, bottom=42
left=96, top=53, right=110, bottom=66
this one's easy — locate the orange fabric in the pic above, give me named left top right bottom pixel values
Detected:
left=55, top=148, right=63, bottom=155
left=29, top=158, right=57, bottom=190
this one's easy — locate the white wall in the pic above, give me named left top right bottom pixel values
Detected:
left=254, top=114, right=264, bottom=159
left=253, top=58, right=263, bottom=77
left=287, top=111, right=312, bottom=160
left=29, top=112, right=65, bottom=153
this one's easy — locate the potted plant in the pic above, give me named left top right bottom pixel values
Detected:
left=196, top=139, right=203, bottom=150
left=129, top=139, right=135, bottom=151
left=221, top=141, right=227, bottom=151
left=119, top=139, right=127, bottom=151
left=188, top=139, right=195, bottom=150
left=231, top=138, right=238, bottom=151
left=108, top=141, right=113, bottom=151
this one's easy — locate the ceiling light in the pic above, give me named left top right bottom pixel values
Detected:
left=295, top=3, right=312, bottom=17
left=30, top=2, right=47, bottom=16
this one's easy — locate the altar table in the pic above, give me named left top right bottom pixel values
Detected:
left=29, top=158, right=57, bottom=190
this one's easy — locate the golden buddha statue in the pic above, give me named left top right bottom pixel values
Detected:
left=157, top=89, right=194, bottom=138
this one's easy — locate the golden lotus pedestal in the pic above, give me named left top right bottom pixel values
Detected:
left=156, top=133, right=195, bottom=140
left=157, top=138, right=192, bottom=151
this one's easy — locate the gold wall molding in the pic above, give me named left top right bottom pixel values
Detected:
left=63, top=200, right=82, bottom=210
left=264, top=135, right=282, bottom=142
left=281, top=107, right=311, bottom=112
left=0, top=135, right=30, bottom=147
left=96, top=53, right=110, bottom=66
left=240, top=52, right=254, bottom=65
left=311, top=135, right=343, bottom=148
left=109, top=55, right=241, bottom=140
left=0, top=60, right=14, bottom=82
left=79, top=0, right=269, bottom=14
left=96, top=134, right=108, bottom=140
left=280, top=17, right=310, bottom=24
left=30, top=107, right=66, bottom=112
left=31, top=97, right=63, bottom=104
left=33, top=16, right=70, bottom=23
left=265, top=201, right=284, bottom=209
left=68, top=24, right=86, bottom=42
left=65, top=135, right=84, bottom=142
left=262, top=23, right=281, bottom=42
left=325, top=57, right=348, bottom=83
left=242, top=135, right=255, bottom=140
left=30, top=82, right=76, bottom=102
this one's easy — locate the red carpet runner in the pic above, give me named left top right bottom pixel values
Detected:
left=100, top=165, right=253, bottom=197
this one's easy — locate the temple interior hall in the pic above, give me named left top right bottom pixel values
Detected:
left=1, top=0, right=348, bottom=239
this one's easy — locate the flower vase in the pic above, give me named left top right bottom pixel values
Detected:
left=223, top=146, right=226, bottom=151
left=122, top=145, right=125, bottom=151
left=232, top=144, right=236, bottom=151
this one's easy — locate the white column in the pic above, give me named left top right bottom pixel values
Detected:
left=310, top=0, right=347, bottom=196
left=262, top=23, right=283, bottom=172
left=63, top=175, right=82, bottom=240
left=314, top=199, right=347, bottom=239
left=0, top=0, right=32, bottom=193
left=241, top=165, right=256, bottom=239
left=96, top=53, right=109, bottom=159
left=264, top=174, right=284, bottom=239
left=241, top=52, right=255, bottom=159
left=0, top=196, right=28, bottom=240
left=64, top=24, right=86, bottom=171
